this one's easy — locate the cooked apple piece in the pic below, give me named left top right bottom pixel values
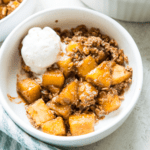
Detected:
left=66, top=41, right=83, bottom=53
left=17, top=78, right=41, bottom=104
left=2, top=0, right=10, bottom=4
left=7, top=1, right=20, bottom=15
left=69, top=113, right=95, bottom=136
left=57, top=54, right=73, bottom=77
left=86, top=61, right=111, bottom=88
left=112, top=64, right=132, bottom=85
left=48, top=85, right=60, bottom=95
left=0, top=5, right=7, bottom=19
left=78, top=82, right=98, bottom=103
left=42, top=117, right=66, bottom=136
left=52, top=80, right=78, bottom=105
left=47, top=101, right=71, bottom=119
left=98, top=92, right=121, bottom=113
left=27, top=99, right=55, bottom=126
left=42, top=70, right=65, bottom=88
left=77, top=55, right=97, bottom=78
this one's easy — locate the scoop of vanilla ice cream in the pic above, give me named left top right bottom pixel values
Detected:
left=21, top=27, right=62, bottom=74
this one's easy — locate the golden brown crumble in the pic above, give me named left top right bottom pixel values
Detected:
left=0, top=0, right=22, bottom=20
left=16, top=25, right=133, bottom=136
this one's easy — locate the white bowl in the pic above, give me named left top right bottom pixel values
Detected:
left=0, top=7, right=143, bottom=147
left=0, top=0, right=36, bottom=42
left=81, top=0, right=150, bottom=22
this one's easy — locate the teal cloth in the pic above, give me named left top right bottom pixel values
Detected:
left=0, top=131, right=27, bottom=150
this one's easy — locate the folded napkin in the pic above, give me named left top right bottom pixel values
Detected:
left=0, top=104, right=59, bottom=150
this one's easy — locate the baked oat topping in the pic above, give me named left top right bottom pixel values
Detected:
left=16, top=25, right=133, bottom=136
left=0, top=0, right=22, bottom=20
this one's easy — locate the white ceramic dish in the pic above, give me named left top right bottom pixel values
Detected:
left=0, top=7, right=143, bottom=147
left=81, top=0, right=150, bottom=22
left=0, top=0, right=36, bottom=42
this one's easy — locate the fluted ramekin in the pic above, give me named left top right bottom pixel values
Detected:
left=81, top=0, right=150, bottom=22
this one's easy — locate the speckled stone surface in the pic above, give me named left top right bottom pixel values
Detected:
left=0, top=0, right=150, bottom=150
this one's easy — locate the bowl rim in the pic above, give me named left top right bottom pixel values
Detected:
left=0, top=7, right=143, bottom=142
left=0, top=0, right=28, bottom=24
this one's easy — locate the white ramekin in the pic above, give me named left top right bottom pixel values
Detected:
left=0, top=0, right=36, bottom=42
left=81, top=0, right=150, bottom=22
left=0, top=7, right=143, bottom=147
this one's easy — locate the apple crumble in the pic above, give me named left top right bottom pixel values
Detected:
left=17, top=25, right=132, bottom=136
left=0, top=0, right=22, bottom=20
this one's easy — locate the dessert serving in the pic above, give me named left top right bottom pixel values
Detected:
left=0, top=0, right=22, bottom=20
left=16, top=25, right=132, bottom=136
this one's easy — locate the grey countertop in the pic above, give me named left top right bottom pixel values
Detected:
left=0, top=0, right=150, bottom=150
